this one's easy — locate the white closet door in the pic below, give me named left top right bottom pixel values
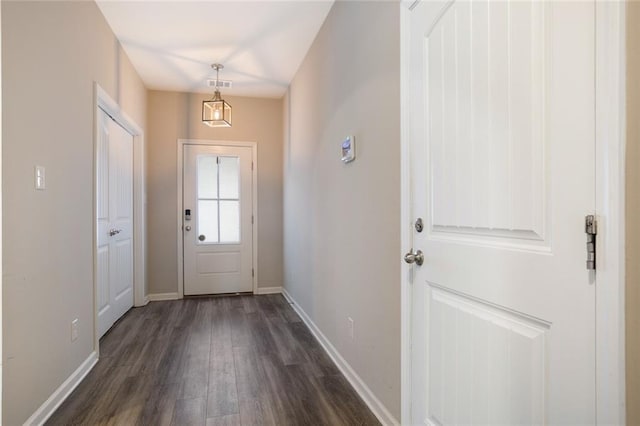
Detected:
left=97, top=108, right=134, bottom=338
left=407, top=1, right=596, bottom=424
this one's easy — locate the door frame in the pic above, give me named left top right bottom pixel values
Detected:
left=176, top=139, right=258, bottom=298
left=93, top=83, right=146, bottom=354
left=399, top=1, right=627, bottom=424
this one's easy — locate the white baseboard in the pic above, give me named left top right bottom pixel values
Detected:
left=254, top=286, right=282, bottom=295
left=147, top=292, right=180, bottom=301
left=281, top=288, right=398, bottom=426
left=25, top=351, right=98, bottom=426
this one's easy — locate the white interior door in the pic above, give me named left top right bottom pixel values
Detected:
left=183, top=145, right=253, bottom=295
left=407, top=1, right=596, bottom=424
left=97, top=108, right=134, bottom=338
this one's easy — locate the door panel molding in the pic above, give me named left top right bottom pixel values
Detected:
left=93, top=83, right=146, bottom=354
left=400, top=1, right=627, bottom=424
left=427, top=284, right=547, bottom=426
left=425, top=1, right=546, bottom=240
left=177, top=139, right=258, bottom=298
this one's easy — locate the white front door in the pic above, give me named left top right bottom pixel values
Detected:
left=97, top=108, right=134, bottom=338
left=183, top=144, right=253, bottom=295
left=407, top=1, right=596, bottom=424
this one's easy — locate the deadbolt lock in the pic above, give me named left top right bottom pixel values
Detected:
left=415, top=218, right=424, bottom=233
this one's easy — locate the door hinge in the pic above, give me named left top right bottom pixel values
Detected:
left=252, top=268, right=255, bottom=277
left=251, top=215, right=254, bottom=225
left=585, top=215, right=597, bottom=270
left=251, top=161, right=254, bottom=171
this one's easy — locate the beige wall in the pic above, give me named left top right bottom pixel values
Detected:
left=627, top=2, right=640, bottom=424
left=0, top=4, right=3, bottom=421
left=283, top=0, right=401, bottom=419
left=1, top=2, right=147, bottom=424
left=146, top=91, right=283, bottom=295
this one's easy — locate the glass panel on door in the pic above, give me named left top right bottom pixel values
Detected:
left=219, top=200, right=240, bottom=242
left=197, top=200, right=219, bottom=243
left=196, top=155, right=240, bottom=244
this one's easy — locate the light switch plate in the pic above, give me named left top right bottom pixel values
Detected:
left=71, top=318, right=79, bottom=341
left=35, top=166, right=46, bottom=190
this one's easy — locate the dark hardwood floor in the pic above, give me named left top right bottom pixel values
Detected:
left=46, top=294, right=380, bottom=426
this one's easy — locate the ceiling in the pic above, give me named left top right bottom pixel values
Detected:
left=96, top=1, right=334, bottom=98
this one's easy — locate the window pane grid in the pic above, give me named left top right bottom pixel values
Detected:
left=196, top=155, right=240, bottom=244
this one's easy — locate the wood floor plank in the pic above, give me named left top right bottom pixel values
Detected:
left=179, top=372, right=210, bottom=400
left=136, top=382, right=181, bottom=426
left=265, top=315, right=307, bottom=366
left=230, top=307, right=253, bottom=349
left=233, top=346, right=262, bottom=402
left=99, top=308, right=146, bottom=358
left=171, top=397, right=206, bottom=426
left=265, top=294, right=301, bottom=324
left=155, top=326, right=190, bottom=385
left=228, top=295, right=245, bottom=310
left=238, top=399, right=276, bottom=426
left=245, top=312, right=279, bottom=356
left=146, top=301, right=180, bottom=338
left=282, top=363, right=344, bottom=426
left=45, top=356, right=119, bottom=425
left=96, top=373, right=153, bottom=425
left=207, top=299, right=239, bottom=418
left=288, top=320, right=341, bottom=377
left=256, top=354, right=299, bottom=424
left=47, top=295, right=380, bottom=426
left=79, top=365, right=139, bottom=425
left=206, top=352, right=239, bottom=418
left=206, top=413, right=241, bottom=426
left=131, top=335, right=172, bottom=377
left=180, top=300, right=213, bottom=399
left=321, top=374, right=381, bottom=425
left=240, top=295, right=258, bottom=314
left=254, top=294, right=283, bottom=320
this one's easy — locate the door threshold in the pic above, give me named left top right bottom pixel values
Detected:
left=183, top=291, right=253, bottom=299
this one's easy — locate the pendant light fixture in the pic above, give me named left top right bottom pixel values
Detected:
left=202, top=64, right=232, bottom=127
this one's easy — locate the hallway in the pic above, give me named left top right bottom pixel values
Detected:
left=46, top=295, right=379, bottom=425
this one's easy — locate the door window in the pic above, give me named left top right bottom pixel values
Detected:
left=196, top=155, right=240, bottom=243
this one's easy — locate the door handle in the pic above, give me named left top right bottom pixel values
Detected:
left=108, top=228, right=122, bottom=237
left=404, top=249, right=424, bottom=266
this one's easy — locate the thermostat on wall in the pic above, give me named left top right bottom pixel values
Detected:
left=341, top=136, right=355, bottom=163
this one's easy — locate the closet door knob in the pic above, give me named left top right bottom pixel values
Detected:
left=404, top=249, right=424, bottom=266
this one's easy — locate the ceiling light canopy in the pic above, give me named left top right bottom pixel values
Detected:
left=202, top=64, right=232, bottom=128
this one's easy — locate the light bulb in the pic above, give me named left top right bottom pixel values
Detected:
left=214, top=109, right=221, bottom=120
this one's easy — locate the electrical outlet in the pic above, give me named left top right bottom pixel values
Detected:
left=71, top=319, right=79, bottom=342
left=348, top=317, right=354, bottom=340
